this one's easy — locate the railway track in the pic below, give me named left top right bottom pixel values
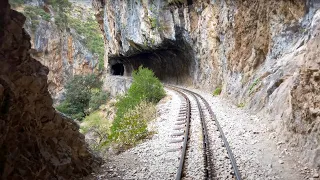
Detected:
left=168, top=86, right=241, bottom=180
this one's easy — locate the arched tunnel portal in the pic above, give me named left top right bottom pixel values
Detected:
left=108, top=37, right=195, bottom=84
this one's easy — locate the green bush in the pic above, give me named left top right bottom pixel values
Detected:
left=213, top=86, right=222, bottom=96
left=89, top=89, right=109, bottom=112
left=112, top=101, right=156, bottom=148
left=56, top=99, right=86, bottom=120
left=110, top=67, right=165, bottom=147
left=128, top=66, right=166, bottom=103
left=55, top=74, right=107, bottom=121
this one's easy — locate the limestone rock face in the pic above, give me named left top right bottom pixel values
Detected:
left=0, top=1, right=99, bottom=179
left=21, top=2, right=99, bottom=103
left=93, top=0, right=320, bottom=169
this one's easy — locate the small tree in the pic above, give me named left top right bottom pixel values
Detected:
left=56, top=74, right=106, bottom=120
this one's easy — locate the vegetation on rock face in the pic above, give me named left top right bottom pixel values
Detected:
left=149, top=16, right=157, bottom=29
left=109, top=67, right=165, bottom=149
left=56, top=74, right=108, bottom=120
left=68, top=16, right=105, bottom=70
left=12, top=0, right=105, bottom=70
left=9, top=0, right=28, bottom=8
left=47, top=0, right=72, bottom=29
left=47, top=0, right=72, bottom=10
left=23, top=6, right=51, bottom=31
left=249, top=78, right=261, bottom=94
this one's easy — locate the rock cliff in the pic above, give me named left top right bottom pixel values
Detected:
left=0, top=1, right=99, bottom=179
left=13, top=0, right=102, bottom=102
left=93, top=0, right=320, bottom=170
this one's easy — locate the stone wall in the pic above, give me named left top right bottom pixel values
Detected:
left=0, top=1, right=99, bottom=179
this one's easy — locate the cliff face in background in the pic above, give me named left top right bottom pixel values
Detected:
left=0, top=1, right=99, bottom=179
left=93, top=0, right=320, bottom=169
left=14, top=0, right=101, bottom=102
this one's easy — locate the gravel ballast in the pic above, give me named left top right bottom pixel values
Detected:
left=88, top=87, right=311, bottom=180
left=188, top=87, right=308, bottom=180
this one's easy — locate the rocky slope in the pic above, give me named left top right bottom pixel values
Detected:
left=0, top=1, right=100, bottom=179
left=93, top=0, right=320, bottom=170
left=11, top=0, right=103, bottom=102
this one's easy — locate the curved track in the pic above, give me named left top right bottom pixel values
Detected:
left=170, top=88, right=191, bottom=180
left=168, top=86, right=241, bottom=180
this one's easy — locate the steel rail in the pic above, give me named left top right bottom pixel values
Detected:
left=179, top=87, right=242, bottom=180
left=167, top=86, right=191, bottom=180
left=188, top=92, right=214, bottom=179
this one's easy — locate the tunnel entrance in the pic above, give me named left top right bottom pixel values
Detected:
left=108, top=30, right=195, bottom=84
left=111, top=63, right=124, bottom=76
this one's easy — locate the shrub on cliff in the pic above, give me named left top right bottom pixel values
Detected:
left=9, top=0, right=25, bottom=8
left=68, top=16, right=104, bottom=70
left=109, top=67, right=165, bottom=148
left=47, top=0, right=71, bottom=29
left=56, top=74, right=108, bottom=120
left=24, top=6, right=51, bottom=21
left=22, top=5, right=51, bottom=31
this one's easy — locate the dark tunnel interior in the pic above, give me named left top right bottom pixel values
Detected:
left=111, top=63, right=124, bottom=75
left=108, top=30, right=195, bottom=85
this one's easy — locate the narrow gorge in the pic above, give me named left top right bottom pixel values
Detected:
left=93, top=0, right=320, bottom=173
left=0, top=0, right=319, bottom=179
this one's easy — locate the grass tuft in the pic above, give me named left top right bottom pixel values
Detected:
left=237, top=103, right=245, bottom=108
left=213, top=86, right=222, bottom=96
left=249, top=78, right=260, bottom=94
